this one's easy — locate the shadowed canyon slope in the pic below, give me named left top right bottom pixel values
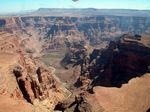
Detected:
left=0, top=9, right=150, bottom=112
left=74, top=34, right=150, bottom=88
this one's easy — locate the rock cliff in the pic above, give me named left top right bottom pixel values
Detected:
left=0, top=31, right=67, bottom=111
left=76, top=34, right=150, bottom=89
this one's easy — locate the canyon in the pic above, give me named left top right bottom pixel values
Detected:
left=0, top=9, right=150, bottom=112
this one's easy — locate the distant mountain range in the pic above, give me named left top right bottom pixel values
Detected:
left=0, top=10, right=35, bottom=16
left=31, top=8, right=150, bottom=17
left=1, top=8, right=150, bottom=17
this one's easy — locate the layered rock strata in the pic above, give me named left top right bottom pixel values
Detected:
left=0, top=31, right=67, bottom=111
left=77, top=34, right=150, bottom=88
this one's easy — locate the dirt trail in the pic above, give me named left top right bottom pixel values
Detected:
left=49, top=66, right=72, bottom=98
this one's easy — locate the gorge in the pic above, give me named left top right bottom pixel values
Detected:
left=0, top=9, right=150, bottom=112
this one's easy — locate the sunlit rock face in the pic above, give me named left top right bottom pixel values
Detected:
left=0, top=31, right=67, bottom=111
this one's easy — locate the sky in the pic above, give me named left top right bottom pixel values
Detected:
left=0, top=0, right=150, bottom=13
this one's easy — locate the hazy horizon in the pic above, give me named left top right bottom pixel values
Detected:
left=0, top=0, right=150, bottom=14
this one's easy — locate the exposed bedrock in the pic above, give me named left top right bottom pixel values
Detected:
left=1, top=15, right=150, bottom=52
left=13, top=65, right=66, bottom=110
left=74, top=34, right=150, bottom=88
left=0, top=32, right=67, bottom=111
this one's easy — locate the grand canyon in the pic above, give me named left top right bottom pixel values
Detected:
left=0, top=8, right=150, bottom=112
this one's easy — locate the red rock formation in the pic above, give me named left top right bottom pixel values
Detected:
left=95, top=34, right=150, bottom=87
left=13, top=51, right=67, bottom=111
left=0, top=31, right=67, bottom=111
left=73, top=34, right=150, bottom=89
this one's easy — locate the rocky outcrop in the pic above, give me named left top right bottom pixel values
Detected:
left=76, top=34, right=150, bottom=88
left=94, top=34, right=150, bottom=87
left=15, top=66, right=65, bottom=110
left=54, top=93, right=93, bottom=112
left=0, top=31, right=67, bottom=111
left=13, top=52, right=66, bottom=111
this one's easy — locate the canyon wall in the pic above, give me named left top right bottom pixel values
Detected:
left=75, top=34, right=150, bottom=89
left=0, top=31, right=67, bottom=111
left=0, top=15, right=150, bottom=53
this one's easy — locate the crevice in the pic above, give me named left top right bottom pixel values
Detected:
left=18, top=78, right=32, bottom=103
left=13, top=70, right=33, bottom=103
